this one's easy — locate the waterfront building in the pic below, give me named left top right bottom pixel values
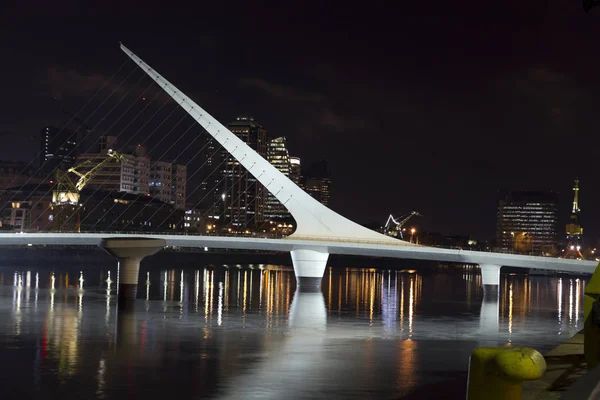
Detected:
left=496, top=190, right=559, bottom=254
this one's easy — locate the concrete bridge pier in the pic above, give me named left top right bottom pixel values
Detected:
left=290, top=249, right=329, bottom=289
left=480, top=264, right=501, bottom=298
left=100, top=238, right=166, bottom=310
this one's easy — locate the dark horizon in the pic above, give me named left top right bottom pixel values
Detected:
left=2, top=1, right=600, bottom=243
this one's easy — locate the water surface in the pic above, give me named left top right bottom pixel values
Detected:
left=0, top=262, right=586, bottom=399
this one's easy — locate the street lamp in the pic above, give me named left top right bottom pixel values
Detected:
left=410, top=228, right=416, bottom=244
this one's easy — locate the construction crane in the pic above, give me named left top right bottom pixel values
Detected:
left=384, top=211, right=422, bottom=239
left=52, top=149, right=125, bottom=231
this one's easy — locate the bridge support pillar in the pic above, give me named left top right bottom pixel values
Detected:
left=290, top=249, right=329, bottom=289
left=480, top=264, right=501, bottom=298
left=100, top=238, right=166, bottom=310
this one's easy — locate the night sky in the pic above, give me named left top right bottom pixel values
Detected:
left=2, top=2, right=600, bottom=242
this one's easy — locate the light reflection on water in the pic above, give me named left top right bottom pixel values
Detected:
left=0, top=264, right=588, bottom=399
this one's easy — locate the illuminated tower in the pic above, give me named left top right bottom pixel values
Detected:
left=564, top=178, right=583, bottom=258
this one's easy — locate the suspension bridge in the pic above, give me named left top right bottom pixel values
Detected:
left=0, top=44, right=596, bottom=308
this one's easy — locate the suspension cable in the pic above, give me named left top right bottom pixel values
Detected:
left=56, top=88, right=178, bottom=230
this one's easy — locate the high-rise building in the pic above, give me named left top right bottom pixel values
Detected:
left=199, top=136, right=220, bottom=205
left=40, top=126, right=77, bottom=173
left=303, top=160, right=331, bottom=206
left=265, top=137, right=292, bottom=221
left=289, top=156, right=302, bottom=186
left=564, top=178, right=583, bottom=258
left=222, top=115, right=267, bottom=230
left=496, top=190, right=559, bottom=254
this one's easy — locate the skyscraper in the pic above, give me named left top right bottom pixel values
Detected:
left=289, top=156, right=302, bottom=186
left=303, top=160, right=331, bottom=206
left=496, top=190, right=559, bottom=255
left=265, top=137, right=292, bottom=221
left=40, top=126, right=77, bottom=173
left=222, top=115, right=267, bottom=230
left=198, top=137, right=220, bottom=213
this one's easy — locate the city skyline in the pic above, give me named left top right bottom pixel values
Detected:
left=2, top=2, right=600, bottom=241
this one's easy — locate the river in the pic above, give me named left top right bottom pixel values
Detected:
left=0, top=258, right=585, bottom=399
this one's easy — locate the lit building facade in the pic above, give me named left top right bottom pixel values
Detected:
left=222, top=115, right=267, bottom=230
left=40, top=126, right=77, bottom=173
left=0, top=184, right=53, bottom=231
left=76, top=139, right=150, bottom=195
left=149, top=161, right=172, bottom=204
left=289, top=156, right=302, bottom=186
left=149, top=162, right=186, bottom=210
left=265, top=137, right=292, bottom=221
left=303, top=160, right=331, bottom=207
left=496, top=190, right=559, bottom=254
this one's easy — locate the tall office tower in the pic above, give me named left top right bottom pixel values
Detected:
left=303, top=160, right=331, bottom=206
left=289, top=156, right=302, bottom=186
left=496, top=190, right=559, bottom=255
left=198, top=137, right=222, bottom=217
left=564, top=178, right=583, bottom=258
left=40, top=126, right=77, bottom=173
left=265, top=137, right=292, bottom=221
left=222, top=115, right=267, bottom=230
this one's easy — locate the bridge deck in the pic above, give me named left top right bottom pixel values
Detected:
left=0, top=233, right=595, bottom=274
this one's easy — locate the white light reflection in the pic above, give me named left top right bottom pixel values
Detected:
left=96, top=358, right=106, bottom=397
left=408, top=278, right=414, bottom=338
left=146, top=272, right=150, bottom=301
left=569, top=279, right=573, bottom=324
left=400, top=276, right=404, bottom=333
left=218, top=281, right=223, bottom=326
left=508, top=282, right=513, bottom=342
left=180, top=270, right=184, bottom=304
left=15, top=282, right=22, bottom=336
left=557, top=278, right=563, bottom=334
left=576, top=279, right=581, bottom=327
left=204, top=270, right=210, bottom=322
left=243, top=271, right=248, bottom=315
left=26, top=271, right=31, bottom=287
left=78, top=289, right=83, bottom=313
left=50, top=286, right=55, bottom=312
left=51, top=272, right=55, bottom=290
left=106, top=281, right=111, bottom=325
left=259, top=270, right=264, bottom=309
left=34, top=272, right=39, bottom=308
left=78, top=271, right=84, bottom=290
left=194, top=270, right=200, bottom=313
left=106, top=271, right=113, bottom=287
left=163, top=271, right=168, bottom=303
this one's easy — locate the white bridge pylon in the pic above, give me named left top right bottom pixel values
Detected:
left=120, top=43, right=407, bottom=245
